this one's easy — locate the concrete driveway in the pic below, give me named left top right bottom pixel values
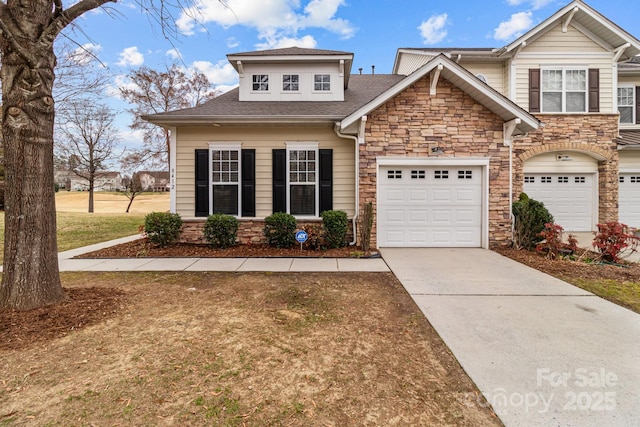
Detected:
left=381, top=248, right=640, bottom=427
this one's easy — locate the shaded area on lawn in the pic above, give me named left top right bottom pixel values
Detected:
left=0, top=272, right=501, bottom=426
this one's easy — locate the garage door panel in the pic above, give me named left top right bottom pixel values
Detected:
left=523, top=173, right=594, bottom=232
left=620, top=173, right=640, bottom=226
left=378, top=166, right=483, bottom=247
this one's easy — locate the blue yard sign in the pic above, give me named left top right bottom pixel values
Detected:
left=295, top=230, right=308, bottom=243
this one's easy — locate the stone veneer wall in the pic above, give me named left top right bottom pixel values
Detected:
left=359, top=76, right=512, bottom=248
left=512, top=114, right=620, bottom=224
left=179, top=218, right=354, bottom=246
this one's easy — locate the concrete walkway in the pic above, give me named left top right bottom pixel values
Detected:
left=48, top=235, right=390, bottom=273
left=381, top=248, right=640, bottom=427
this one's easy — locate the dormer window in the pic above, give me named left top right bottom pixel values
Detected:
left=283, top=74, right=299, bottom=91
left=314, top=74, right=331, bottom=91
left=252, top=74, right=269, bottom=91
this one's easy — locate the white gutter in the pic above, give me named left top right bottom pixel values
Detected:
left=169, top=127, right=177, bottom=213
left=503, top=118, right=521, bottom=241
left=334, top=115, right=366, bottom=246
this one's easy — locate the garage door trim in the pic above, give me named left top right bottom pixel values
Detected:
left=376, top=157, right=490, bottom=248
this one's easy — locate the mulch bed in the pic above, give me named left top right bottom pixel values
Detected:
left=76, top=238, right=377, bottom=258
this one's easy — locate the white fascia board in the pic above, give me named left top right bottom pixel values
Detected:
left=145, top=116, right=342, bottom=126
left=341, top=55, right=539, bottom=134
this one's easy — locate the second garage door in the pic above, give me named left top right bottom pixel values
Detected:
left=378, top=166, right=482, bottom=247
left=523, top=173, right=595, bottom=231
left=619, top=173, right=640, bottom=227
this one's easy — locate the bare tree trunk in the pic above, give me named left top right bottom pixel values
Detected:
left=88, top=177, right=95, bottom=213
left=0, top=5, right=64, bottom=310
left=126, top=196, right=135, bottom=213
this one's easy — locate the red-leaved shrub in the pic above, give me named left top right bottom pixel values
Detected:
left=592, top=222, right=639, bottom=263
left=536, top=223, right=578, bottom=259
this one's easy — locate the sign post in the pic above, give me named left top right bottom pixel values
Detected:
left=295, top=230, right=308, bottom=251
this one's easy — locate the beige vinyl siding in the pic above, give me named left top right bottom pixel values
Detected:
left=459, top=62, right=506, bottom=96
left=514, top=24, right=614, bottom=112
left=523, top=152, right=598, bottom=173
left=175, top=125, right=355, bottom=219
left=619, top=151, right=640, bottom=171
left=618, top=76, right=640, bottom=86
left=395, top=52, right=435, bottom=75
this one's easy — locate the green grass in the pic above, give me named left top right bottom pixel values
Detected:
left=569, top=278, right=640, bottom=314
left=0, top=212, right=145, bottom=264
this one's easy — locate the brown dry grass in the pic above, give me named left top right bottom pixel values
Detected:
left=0, top=272, right=500, bottom=426
left=55, top=191, right=169, bottom=214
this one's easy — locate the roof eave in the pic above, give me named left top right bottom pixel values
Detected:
left=341, top=55, right=539, bottom=134
left=143, top=115, right=343, bottom=126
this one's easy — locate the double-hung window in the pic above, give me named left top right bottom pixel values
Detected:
left=252, top=74, right=269, bottom=91
left=283, top=74, right=299, bottom=91
left=541, top=68, right=587, bottom=112
left=210, top=144, right=241, bottom=215
left=618, top=86, right=635, bottom=125
left=287, top=144, right=318, bottom=216
left=314, top=74, right=331, bottom=91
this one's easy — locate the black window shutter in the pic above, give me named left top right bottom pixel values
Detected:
left=319, top=149, right=333, bottom=214
left=588, top=69, right=599, bottom=112
left=272, top=149, right=286, bottom=213
left=195, top=149, right=209, bottom=217
left=636, top=87, right=640, bottom=124
left=529, top=69, right=541, bottom=113
left=241, top=149, right=256, bottom=217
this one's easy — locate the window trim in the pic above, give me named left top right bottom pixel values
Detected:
left=618, top=84, right=635, bottom=125
left=313, top=74, right=331, bottom=92
left=252, top=74, right=269, bottom=92
left=282, top=74, right=300, bottom=92
left=286, top=142, right=319, bottom=217
left=540, top=67, right=588, bottom=113
left=208, top=143, right=242, bottom=217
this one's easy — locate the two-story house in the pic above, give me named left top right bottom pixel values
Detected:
left=145, top=0, right=640, bottom=249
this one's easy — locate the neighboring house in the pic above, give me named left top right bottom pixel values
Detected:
left=68, top=171, right=123, bottom=192
left=145, top=0, right=640, bottom=248
left=135, top=171, right=170, bottom=192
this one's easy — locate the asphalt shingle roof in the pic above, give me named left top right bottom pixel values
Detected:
left=618, top=130, right=640, bottom=147
left=145, top=74, right=405, bottom=124
left=228, top=47, right=353, bottom=57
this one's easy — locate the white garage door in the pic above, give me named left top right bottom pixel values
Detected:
left=619, top=173, right=640, bottom=227
left=378, top=166, right=482, bottom=247
left=523, top=174, right=595, bottom=231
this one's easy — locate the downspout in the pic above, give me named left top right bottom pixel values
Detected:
left=334, top=115, right=367, bottom=246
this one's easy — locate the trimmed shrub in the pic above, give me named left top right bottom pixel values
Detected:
left=512, top=193, right=554, bottom=250
left=143, top=212, right=183, bottom=247
left=321, top=210, right=349, bottom=249
left=203, top=214, right=238, bottom=248
left=263, top=212, right=297, bottom=248
left=592, top=222, right=639, bottom=263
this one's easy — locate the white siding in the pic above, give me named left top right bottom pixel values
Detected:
left=175, top=125, right=355, bottom=219
left=395, top=52, right=436, bottom=75
left=238, top=63, right=344, bottom=101
left=514, top=24, right=614, bottom=113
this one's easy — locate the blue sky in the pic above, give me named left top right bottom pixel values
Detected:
left=64, top=0, right=640, bottom=155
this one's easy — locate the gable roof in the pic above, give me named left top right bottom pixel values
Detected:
left=341, top=54, right=539, bottom=135
left=618, top=130, right=640, bottom=149
left=144, top=74, right=405, bottom=125
left=500, top=0, right=640, bottom=60
left=229, top=47, right=352, bottom=57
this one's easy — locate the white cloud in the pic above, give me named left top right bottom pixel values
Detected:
left=255, top=34, right=317, bottom=50
left=191, top=60, right=238, bottom=86
left=506, top=0, right=554, bottom=10
left=226, top=37, right=240, bottom=49
left=69, top=43, right=103, bottom=66
left=418, top=13, right=449, bottom=45
left=117, top=46, right=144, bottom=67
left=176, top=0, right=355, bottom=48
left=494, top=11, right=533, bottom=40
left=166, top=48, right=182, bottom=60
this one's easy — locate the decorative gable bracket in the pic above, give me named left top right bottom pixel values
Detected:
left=503, top=118, right=522, bottom=147
left=430, top=64, right=444, bottom=95
left=562, top=6, right=579, bottom=33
